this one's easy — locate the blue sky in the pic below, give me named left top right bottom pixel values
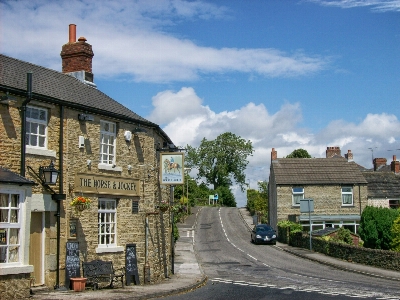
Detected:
left=1, top=0, right=400, bottom=206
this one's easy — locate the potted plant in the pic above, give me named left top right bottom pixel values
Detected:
left=70, top=196, right=91, bottom=212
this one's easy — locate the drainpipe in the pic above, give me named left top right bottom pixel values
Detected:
left=20, top=72, right=32, bottom=177
left=54, top=105, right=64, bottom=290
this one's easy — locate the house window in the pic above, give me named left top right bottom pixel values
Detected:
left=98, top=199, right=117, bottom=247
left=0, top=192, right=21, bottom=264
left=100, top=120, right=116, bottom=165
left=341, top=187, right=353, bottom=205
left=26, top=106, right=47, bottom=148
left=292, top=187, right=304, bottom=205
left=389, top=200, right=400, bottom=209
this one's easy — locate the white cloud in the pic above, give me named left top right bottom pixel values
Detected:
left=1, top=0, right=329, bottom=83
left=149, top=87, right=400, bottom=206
left=308, top=0, right=400, bottom=12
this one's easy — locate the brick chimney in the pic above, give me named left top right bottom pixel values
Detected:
left=326, top=146, right=341, bottom=158
left=60, top=24, right=95, bottom=85
left=271, top=148, right=277, bottom=161
left=391, top=155, right=400, bottom=174
left=345, top=150, right=353, bottom=162
left=373, top=158, right=387, bottom=171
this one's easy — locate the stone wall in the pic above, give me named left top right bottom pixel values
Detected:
left=276, top=184, right=367, bottom=222
left=0, top=96, right=172, bottom=290
left=0, top=273, right=31, bottom=300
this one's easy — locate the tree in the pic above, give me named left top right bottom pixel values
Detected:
left=185, top=132, right=254, bottom=192
left=286, top=148, right=311, bottom=158
left=215, top=186, right=236, bottom=207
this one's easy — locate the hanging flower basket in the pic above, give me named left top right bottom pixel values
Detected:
left=71, top=196, right=91, bottom=212
left=159, top=200, right=170, bottom=212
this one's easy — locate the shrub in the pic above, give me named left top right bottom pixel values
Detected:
left=391, top=215, right=400, bottom=252
left=331, top=227, right=354, bottom=245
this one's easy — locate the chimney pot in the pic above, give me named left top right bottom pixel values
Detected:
left=69, top=24, right=76, bottom=43
left=78, top=36, right=87, bottom=42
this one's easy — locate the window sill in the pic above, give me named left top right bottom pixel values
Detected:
left=26, top=147, right=56, bottom=158
left=95, top=246, right=124, bottom=253
left=0, top=264, right=34, bottom=275
left=341, top=205, right=354, bottom=208
left=98, top=164, right=122, bottom=172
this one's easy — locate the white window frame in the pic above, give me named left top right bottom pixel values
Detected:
left=0, top=191, right=22, bottom=265
left=99, top=120, right=116, bottom=166
left=26, top=106, right=48, bottom=149
left=96, top=198, right=122, bottom=253
left=292, top=187, right=304, bottom=206
left=341, top=186, right=353, bottom=206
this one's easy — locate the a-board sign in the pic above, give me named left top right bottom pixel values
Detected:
left=65, top=241, right=80, bottom=289
left=126, top=244, right=140, bottom=285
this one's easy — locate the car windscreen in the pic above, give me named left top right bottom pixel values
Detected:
left=256, top=226, right=273, bottom=232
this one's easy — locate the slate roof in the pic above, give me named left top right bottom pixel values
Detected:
left=362, top=171, right=400, bottom=198
left=0, top=166, right=36, bottom=185
left=271, top=158, right=368, bottom=185
left=0, top=54, right=170, bottom=141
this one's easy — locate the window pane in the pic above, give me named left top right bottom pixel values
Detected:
left=343, top=194, right=352, bottom=204
left=342, top=187, right=352, bottom=193
left=293, top=187, right=304, bottom=193
left=39, top=124, right=45, bottom=135
left=39, top=110, right=46, bottom=121
left=39, top=136, right=45, bottom=147
left=10, top=195, right=18, bottom=207
left=0, top=247, right=6, bottom=263
left=0, top=209, right=8, bottom=222
left=0, top=194, right=8, bottom=207
left=30, top=135, right=37, bottom=146
left=10, top=210, right=18, bottom=223
left=9, top=229, right=18, bottom=244
left=31, top=108, right=39, bottom=119
left=31, top=122, right=38, bottom=134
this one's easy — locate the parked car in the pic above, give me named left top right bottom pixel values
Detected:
left=251, top=224, right=277, bottom=245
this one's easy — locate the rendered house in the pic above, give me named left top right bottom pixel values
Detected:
left=268, top=147, right=368, bottom=233
left=362, top=156, right=400, bottom=209
left=0, top=24, right=175, bottom=298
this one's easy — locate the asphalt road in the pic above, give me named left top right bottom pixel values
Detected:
left=162, top=207, right=400, bottom=300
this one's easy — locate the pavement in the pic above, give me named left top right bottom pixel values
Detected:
left=31, top=206, right=400, bottom=300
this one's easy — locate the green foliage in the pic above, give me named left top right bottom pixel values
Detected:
left=185, top=132, right=254, bottom=192
left=391, top=215, right=400, bottom=252
left=286, top=148, right=312, bottom=158
left=277, top=220, right=302, bottom=232
left=359, top=206, right=400, bottom=250
left=214, top=185, right=236, bottom=207
left=331, top=227, right=354, bottom=245
left=246, top=181, right=268, bottom=215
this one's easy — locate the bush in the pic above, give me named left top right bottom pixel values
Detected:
left=359, top=206, right=400, bottom=250
left=331, top=227, right=354, bottom=245
left=391, top=215, right=400, bottom=252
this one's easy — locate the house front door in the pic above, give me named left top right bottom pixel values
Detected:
left=29, top=212, right=43, bottom=286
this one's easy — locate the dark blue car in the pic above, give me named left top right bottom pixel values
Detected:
left=251, top=224, right=277, bottom=245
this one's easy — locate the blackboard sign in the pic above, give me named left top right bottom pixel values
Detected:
left=126, top=244, right=140, bottom=285
left=65, top=241, right=80, bottom=289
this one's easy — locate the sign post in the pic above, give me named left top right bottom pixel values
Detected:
left=300, top=199, right=314, bottom=251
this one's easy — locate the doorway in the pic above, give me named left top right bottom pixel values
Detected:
left=29, top=212, right=43, bottom=286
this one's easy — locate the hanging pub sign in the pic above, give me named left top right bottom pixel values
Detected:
left=160, top=152, right=184, bottom=185
left=74, top=173, right=140, bottom=196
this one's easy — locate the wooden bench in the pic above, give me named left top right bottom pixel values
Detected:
left=82, top=260, right=125, bottom=290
